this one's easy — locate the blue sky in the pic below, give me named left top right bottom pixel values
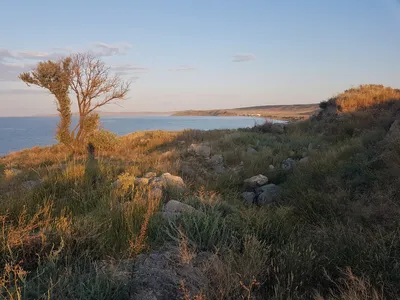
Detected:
left=0, top=0, right=399, bottom=116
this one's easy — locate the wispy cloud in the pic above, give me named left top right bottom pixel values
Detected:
left=0, top=62, right=34, bottom=81
left=170, top=65, right=197, bottom=71
left=0, top=42, right=135, bottom=82
left=0, top=49, right=14, bottom=61
left=91, top=42, right=133, bottom=56
left=15, top=51, right=65, bottom=61
left=232, top=53, right=256, bottom=62
left=112, top=64, right=148, bottom=73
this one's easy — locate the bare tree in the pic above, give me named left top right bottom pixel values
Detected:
left=69, top=53, right=131, bottom=142
left=19, top=52, right=131, bottom=147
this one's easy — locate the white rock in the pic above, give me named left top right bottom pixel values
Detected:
left=188, top=144, right=211, bottom=159
left=244, top=174, right=268, bottom=189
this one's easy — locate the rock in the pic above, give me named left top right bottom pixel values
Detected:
left=178, top=141, right=186, bottom=145
left=180, top=163, right=197, bottom=177
left=213, top=165, right=225, bottom=174
left=242, top=192, right=256, bottom=205
left=247, top=147, right=257, bottom=154
left=21, top=180, right=42, bottom=190
left=256, top=184, right=279, bottom=205
left=5, top=168, right=22, bottom=178
left=163, top=200, right=195, bottom=214
left=208, top=154, right=223, bottom=166
left=289, top=150, right=295, bottom=157
left=160, top=173, right=186, bottom=191
left=132, top=246, right=209, bottom=299
left=134, top=177, right=150, bottom=186
left=207, top=154, right=225, bottom=174
left=149, top=187, right=164, bottom=200
left=308, top=143, right=313, bottom=151
left=144, top=172, right=157, bottom=178
left=188, top=143, right=211, bottom=159
left=243, top=174, right=268, bottom=189
left=299, top=156, right=309, bottom=164
left=282, top=158, right=295, bottom=170
left=389, top=120, right=400, bottom=134
left=161, top=151, right=174, bottom=158
left=268, top=165, right=275, bottom=171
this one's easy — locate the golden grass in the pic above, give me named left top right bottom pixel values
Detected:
left=327, top=84, right=400, bottom=113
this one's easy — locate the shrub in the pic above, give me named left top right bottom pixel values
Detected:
left=88, top=129, right=121, bottom=152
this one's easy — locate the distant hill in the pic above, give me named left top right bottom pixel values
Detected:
left=32, top=104, right=320, bottom=120
left=172, top=104, right=320, bottom=120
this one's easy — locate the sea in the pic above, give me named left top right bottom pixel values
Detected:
left=0, top=115, right=268, bottom=156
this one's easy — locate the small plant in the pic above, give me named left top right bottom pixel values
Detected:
left=128, top=199, right=158, bottom=257
left=180, top=280, right=206, bottom=300
left=178, top=227, right=195, bottom=265
left=239, top=277, right=260, bottom=300
left=0, top=262, right=28, bottom=300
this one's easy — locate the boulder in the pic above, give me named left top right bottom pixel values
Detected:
left=299, top=156, right=309, bottom=164
left=389, top=120, right=400, bottom=135
left=247, top=147, right=257, bottom=154
left=282, top=158, right=295, bottom=170
left=144, top=172, right=157, bottom=178
left=268, top=165, right=275, bottom=171
left=134, top=177, right=150, bottom=186
left=207, top=154, right=225, bottom=174
left=5, top=168, right=22, bottom=177
left=288, top=150, right=295, bottom=157
left=208, top=154, right=223, bottom=166
left=180, top=163, right=197, bottom=177
left=188, top=143, right=211, bottom=159
left=149, top=187, right=164, bottom=200
left=132, top=246, right=209, bottom=299
left=213, top=165, right=225, bottom=174
left=160, top=173, right=186, bottom=191
left=164, top=200, right=195, bottom=214
left=243, top=174, right=268, bottom=189
left=242, top=192, right=256, bottom=205
left=256, top=184, right=279, bottom=205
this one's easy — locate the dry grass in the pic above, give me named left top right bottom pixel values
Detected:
left=178, top=227, right=196, bottom=265
left=0, top=263, right=28, bottom=300
left=180, top=280, right=207, bottom=300
left=325, top=84, right=400, bottom=113
left=315, top=268, right=384, bottom=300
left=128, top=198, right=158, bottom=257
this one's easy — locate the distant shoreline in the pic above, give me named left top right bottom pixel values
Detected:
left=1, top=103, right=319, bottom=120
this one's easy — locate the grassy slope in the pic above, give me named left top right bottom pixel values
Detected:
left=172, top=104, right=320, bottom=120
left=1, top=85, right=400, bottom=299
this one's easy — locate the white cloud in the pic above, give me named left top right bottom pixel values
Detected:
left=0, top=42, right=134, bottom=82
left=170, top=65, right=196, bottom=71
left=91, top=42, right=133, bottom=56
left=232, top=53, right=256, bottom=62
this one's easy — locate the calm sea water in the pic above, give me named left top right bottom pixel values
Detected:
left=0, top=116, right=267, bottom=156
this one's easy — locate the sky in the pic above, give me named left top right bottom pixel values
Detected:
left=0, top=0, right=400, bottom=116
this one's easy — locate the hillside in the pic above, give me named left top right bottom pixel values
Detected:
left=1, top=85, right=400, bottom=299
left=172, top=104, right=320, bottom=120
